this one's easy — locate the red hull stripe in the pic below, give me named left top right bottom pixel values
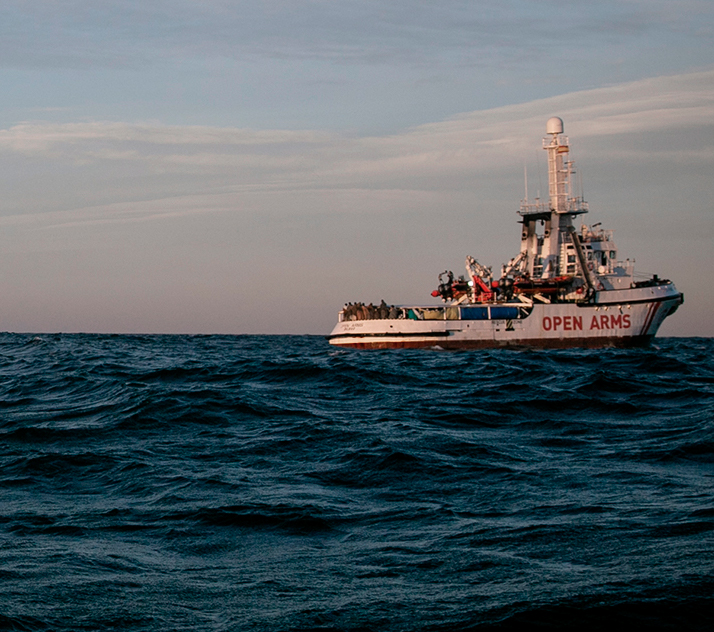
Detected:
left=331, top=335, right=654, bottom=350
left=641, top=302, right=661, bottom=336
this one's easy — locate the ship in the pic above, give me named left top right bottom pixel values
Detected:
left=328, top=117, right=683, bottom=349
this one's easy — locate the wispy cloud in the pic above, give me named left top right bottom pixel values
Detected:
left=1, top=1, right=712, bottom=68
left=0, top=121, right=332, bottom=150
left=1, top=69, right=711, bottom=229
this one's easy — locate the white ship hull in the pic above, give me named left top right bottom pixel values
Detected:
left=329, top=118, right=683, bottom=350
left=329, top=285, right=682, bottom=350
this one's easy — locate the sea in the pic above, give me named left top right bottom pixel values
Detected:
left=1, top=333, right=712, bottom=631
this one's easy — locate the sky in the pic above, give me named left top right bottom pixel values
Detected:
left=0, top=0, right=712, bottom=335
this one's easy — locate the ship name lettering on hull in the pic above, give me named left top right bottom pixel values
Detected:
left=542, top=314, right=631, bottom=331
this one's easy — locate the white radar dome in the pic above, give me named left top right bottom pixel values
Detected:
left=546, top=117, right=564, bottom=135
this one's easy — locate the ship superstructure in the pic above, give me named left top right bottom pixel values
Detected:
left=328, top=118, right=682, bottom=349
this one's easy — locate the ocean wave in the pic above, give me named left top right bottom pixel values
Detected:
left=0, top=334, right=712, bottom=631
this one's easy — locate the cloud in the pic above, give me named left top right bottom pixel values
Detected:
left=0, top=121, right=331, bottom=151
left=1, top=1, right=712, bottom=69
left=0, top=69, right=712, bottom=224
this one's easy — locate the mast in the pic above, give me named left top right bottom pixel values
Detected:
left=545, top=116, right=567, bottom=214
left=518, top=118, right=588, bottom=279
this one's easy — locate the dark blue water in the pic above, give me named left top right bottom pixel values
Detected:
left=1, top=334, right=712, bottom=631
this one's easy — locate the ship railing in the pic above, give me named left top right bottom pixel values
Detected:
left=519, top=200, right=549, bottom=215
left=340, top=304, right=533, bottom=322
left=563, top=198, right=588, bottom=214
left=519, top=198, right=588, bottom=216
left=584, top=229, right=614, bottom=242
left=542, top=135, right=568, bottom=149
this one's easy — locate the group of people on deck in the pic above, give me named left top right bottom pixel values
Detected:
left=342, top=300, right=401, bottom=321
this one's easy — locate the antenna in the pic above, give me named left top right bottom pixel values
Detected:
left=524, top=163, right=528, bottom=201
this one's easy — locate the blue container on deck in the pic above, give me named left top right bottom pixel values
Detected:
left=490, top=306, right=519, bottom=320
left=460, top=307, right=489, bottom=320
left=460, top=306, right=519, bottom=320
